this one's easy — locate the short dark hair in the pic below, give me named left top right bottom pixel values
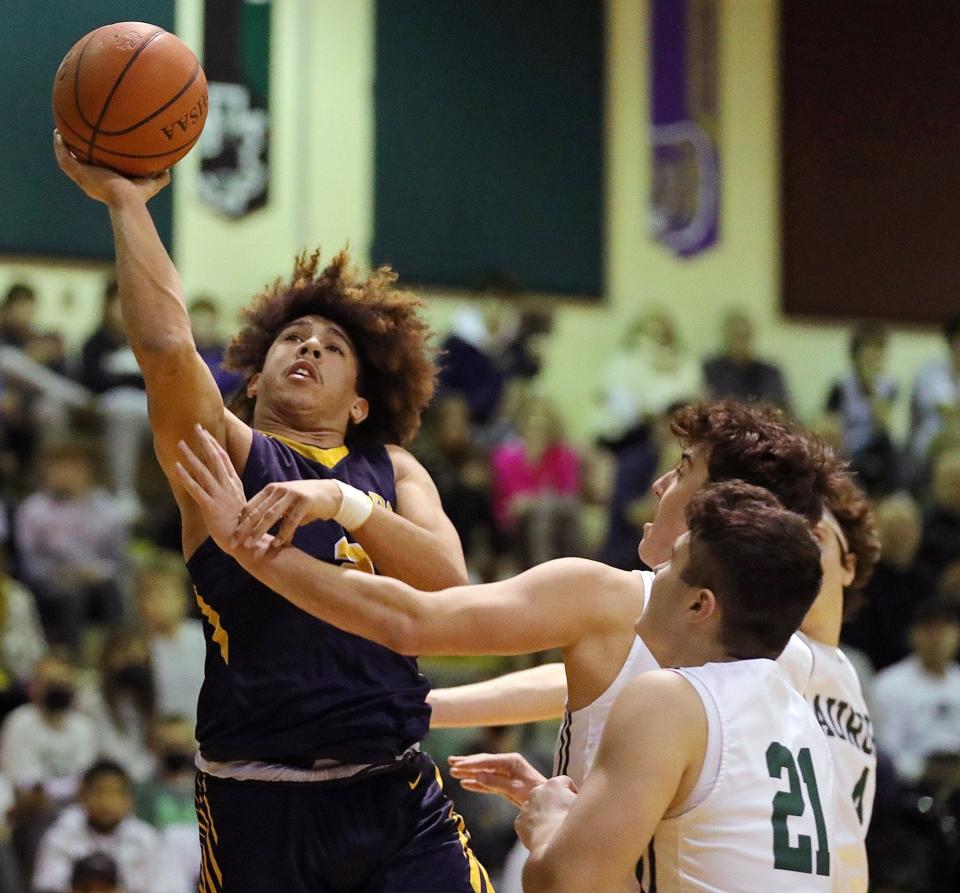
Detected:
left=82, top=759, right=131, bottom=790
left=70, top=851, right=118, bottom=887
left=670, top=401, right=838, bottom=525
left=911, top=598, right=960, bottom=629
left=682, top=481, right=823, bottom=659
left=849, top=321, right=888, bottom=359
left=3, top=283, right=35, bottom=307
left=188, top=295, right=219, bottom=315
left=224, top=248, right=436, bottom=447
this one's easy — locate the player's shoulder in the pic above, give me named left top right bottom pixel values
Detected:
left=777, top=633, right=815, bottom=695
left=531, top=557, right=643, bottom=598
left=619, top=669, right=701, bottom=715
left=385, top=443, right=427, bottom=478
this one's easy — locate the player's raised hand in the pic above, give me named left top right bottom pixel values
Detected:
left=233, top=479, right=343, bottom=549
left=175, top=425, right=268, bottom=555
left=448, top=752, right=547, bottom=808
left=54, top=130, right=170, bottom=205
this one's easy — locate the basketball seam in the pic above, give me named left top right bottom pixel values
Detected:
left=72, top=32, right=99, bottom=132
left=96, top=60, right=202, bottom=136
left=68, top=131, right=203, bottom=160
left=60, top=118, right=200, bottom=158
left=87, top=28, right=165, bottom=163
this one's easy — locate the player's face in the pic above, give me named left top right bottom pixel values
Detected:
left=636, top=531, right=696, bottom=660
left=638, top=446, right=709, bottom=568
left=250, top=316, right=368, bottom=428
left=813, top=519, right=855, bottom=603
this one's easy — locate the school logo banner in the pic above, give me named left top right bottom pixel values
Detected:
left=199, top=0, right=271, bottom=218
left=649, top=0, right=721, bottom=257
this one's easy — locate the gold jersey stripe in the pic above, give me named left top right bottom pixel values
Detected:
left=261, top=431, right=350, bottom=468
left=195, top=589, right=230, bottom=664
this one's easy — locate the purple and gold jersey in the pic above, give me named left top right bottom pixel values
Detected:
left=187, top=431, right=431, bottom=765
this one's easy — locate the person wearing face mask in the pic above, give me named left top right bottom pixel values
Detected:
left=79, top=633, right=156, bottom=784
left=0, top=652, right=97, bottom=800
left=0, top=652, right=97, bottom=882
left=32, top=760, right=189, bottom=893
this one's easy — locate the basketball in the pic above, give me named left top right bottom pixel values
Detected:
left=52, top=22, right=208, bottom=178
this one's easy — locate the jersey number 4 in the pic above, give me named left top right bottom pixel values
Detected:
left=766, top=742, right=830, bottom=877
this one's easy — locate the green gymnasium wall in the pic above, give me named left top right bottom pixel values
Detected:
left=0, top=1, right=175, bottom=260
left=372, top=0, right=605, bottom=297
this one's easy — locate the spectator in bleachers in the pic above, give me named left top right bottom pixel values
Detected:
left=415, top=396, right=499, bottom=581
left=14, top=439, right=129, bottom=651
left=702, top=309, right=790, bottom=410
left=910, top=313, right=960, bottom=471
left=0, top=541, right=47, bottom=720
left=597, top=404, right=681, bottom=571
left=873, top=599, right=960, bottom=784
left=0, top=285, right=82, bottom=485
left=133, top=714, right=199, bottom=888
left=842, top=492, right=926, bottom=671
left=491, top=394, right=582, bottom=568
left=188, top=296, right=244, bottom=397
left=591, top=307, right=702, bottom=447
left=1, top=652, right=98, bottom=879
left=0, top=652, right=97, bottom=800
left=915, top=448, right=960, bottom=592
left=438, top=306, right=505, bottom=426
left=0, top=284, right=66, bottom=374
left=68, top=852, right=119, bottom=893
left=78, top=280, right=149, bottom=502
left=79, top=632, right=156, bottom=784
left=825, top=322, right=900, bottom=495
left=135, top=552, right=204, bottom=726
left=31, top=760, right=190, bottom=893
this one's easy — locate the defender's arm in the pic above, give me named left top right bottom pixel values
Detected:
left=429, top=663, right=567, bottom=728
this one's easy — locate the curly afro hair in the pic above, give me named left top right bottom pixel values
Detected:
left=224, top=248, right=437, bottom=447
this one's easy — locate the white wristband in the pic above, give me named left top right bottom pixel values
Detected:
left=333, top=480, right=374, bottom=530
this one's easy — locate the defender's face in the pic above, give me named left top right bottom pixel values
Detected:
left=635, top=531, right=696, bottom=655
left=638, top=446, right=709, bottom=568
left=251, top=315, right=363, bottom=421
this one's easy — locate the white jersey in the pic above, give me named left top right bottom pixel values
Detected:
left=553, top=571, right=658, bottom=786
left=640, top=659, right=835, bottom=893
left=787, top=633, right=876, bottom=893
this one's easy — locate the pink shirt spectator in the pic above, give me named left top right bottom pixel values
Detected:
left=490, top=440, right=581, bottom=530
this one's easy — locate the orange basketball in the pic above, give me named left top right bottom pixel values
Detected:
left=52, top=22, right=208, bottom=178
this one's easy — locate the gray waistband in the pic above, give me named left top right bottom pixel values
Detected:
left=196, top=743, right=421, bottom=784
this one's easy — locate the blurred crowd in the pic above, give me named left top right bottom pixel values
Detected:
left=0, top=278, right=959, bottom=891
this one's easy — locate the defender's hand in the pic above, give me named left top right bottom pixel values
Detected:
left=54, top=130, right=169, bottom=205
left=175, top=426, right=268, bottom=556
left=233, top=478, right=344, bottom=549
left=448, top=752, right=548, bottom=808
left=515, top=775, right=579, bottom=850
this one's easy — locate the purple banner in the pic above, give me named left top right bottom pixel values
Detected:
left=649, top=0, right=720, bottom=257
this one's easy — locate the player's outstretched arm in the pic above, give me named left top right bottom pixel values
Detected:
left=429, top=663, right=567, bottom=728
left=226, top=447, right=467, bottom=589
left=518, top=672, right=706, bottom=893
left=176, top=428, right=636, bottom=656
left=53, top=134, right=242, bottom=502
